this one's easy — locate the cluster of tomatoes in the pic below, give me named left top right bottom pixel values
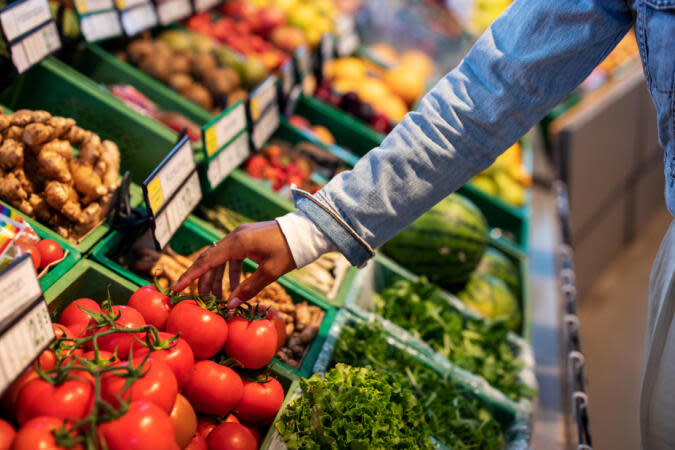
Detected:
left=26, top=238, right=64, bottom=271
left=0, top=284, right=289, bottom=450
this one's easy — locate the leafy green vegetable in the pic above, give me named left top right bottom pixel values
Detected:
left=277, top=363, right=433, bottom=449
left=374, top=278, right=536, bottom=400
left=333, top=320, right=504, bottom=449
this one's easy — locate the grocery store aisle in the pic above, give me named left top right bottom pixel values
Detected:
left=579, top=206, right=671, bottom=450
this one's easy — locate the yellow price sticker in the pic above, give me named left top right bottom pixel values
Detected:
left=204, top=126, right=218, bottom=157
left=75, top=0, right=87, bottom=13
left=115, top=0, right=125, bottom=9
left=146, top=176, right=164, bottom=213
left=250, top=97, right=261, bottom=122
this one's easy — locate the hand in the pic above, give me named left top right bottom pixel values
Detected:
left=172, top=221, right=296, bottom=307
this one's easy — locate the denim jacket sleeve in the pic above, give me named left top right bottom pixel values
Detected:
left=292, top=0, right=633, bottom=267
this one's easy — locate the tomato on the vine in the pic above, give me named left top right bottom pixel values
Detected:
left=225, top=316, right=277, bottom=369
left=59, top=298, right=101, bottom=337
left=12, top=417, right=82, bottom=450
left=165, top=301, right=228, bottom=360
left=16, top=378, right=94, bottom=425
left=196, top=417, right=217, bottom=440
left=91, top=305, right=146, bottom=359
left=36, top=324, right=81, bottom=371
left=183, top=360, right=243, bottom=416
left=0, top=369, right=38, bottom=415
left=135, top=332, right=194, bottom=388
left=97, top=401, right=179, bottom=450
left=206, top=423, right=257, bottom=450
left=128, top=285, right=172, bottom=330
left=79, top=350, right=119, bottom=366
left=264, top=306, right=286, bottom=351
left=35, top=239, right=64, bottom=269
left=235, top=376, right=284, bottom=424
left=101, top=357, right=178, bottom=413
left=0, top=418, right=15, bottom=450
left=169, top=394, right=197, bottom=449
left=26, top=246, right=40, bottom=270
left=184, top=433, right=207, bottom=450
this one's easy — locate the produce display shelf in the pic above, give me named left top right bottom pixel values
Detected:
left=91, top=215, right=338, bottom=379
left=261, top=309, right=531, bottom=449
left=344, top=253, right=537, bottom=412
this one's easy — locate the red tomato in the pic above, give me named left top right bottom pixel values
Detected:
left=135, top=332, right=194, bottom=388
left=12, top=417, right=82, bottom=450
left=98, top=401, right=179, bottom=450
left=185, top=433, right=208, bottom=450
left=169, top=394, right=197, bottom=449
left=0, top=418, right=15, bottom=450
left=36, top=324, right=80, bottom=370
left=16, top=378, right=94, bottom=425
left=239, top=423, right=260, bottom=445
left=235, top=377, right=284, bottom=424
left=101, top=357, right=178, bottom=413
left=183, top=361, right=243, bottom=416
left=196, top=417, right=217, bottom=440
left=264, top=307, right=286, bottom=351
left=59, top=298, right=101, bottom=337
left=224, top=317, right=277, bottom=369
left=92, top=305, right=146, bottom=359
left=0, top=369, right=38, bottom=415
left=205, top=423, right=257, bottom=450
left=166, top=301, right=228, bottom=359
left=128, top=285, right=172, bottom=330
left=26, top=247, right=40, bottom=270
left=35, top=239, right=64, bottom=269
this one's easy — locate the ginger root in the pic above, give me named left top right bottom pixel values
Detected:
left=70, top=159, right=107, bottom=204
left=0, top=139, right=24, bottom=170
left=47, top=116, right=75, bottom=139
left=37, top=143, right=72, bottom=183
left=44, top=181, right=83, bottom=223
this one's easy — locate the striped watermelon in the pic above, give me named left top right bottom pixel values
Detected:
left=475, top=247, right=520, bottom=298
left=458, top=273, right=521, bottom=332
left=382, top=193, right=488, bottom=289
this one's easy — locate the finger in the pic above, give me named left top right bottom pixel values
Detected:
left=198, top=267, right=216, bottom=296
left=229, top=264, right=275, bottom=302
left=173, top=239, right=234, bottom=291
left=211, top=264, right=226, bottom=299
left=229, top=259, right=243, bottom=293
left=227, top=297, right=243, bottom=309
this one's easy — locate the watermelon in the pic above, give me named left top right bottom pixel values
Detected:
left=475, top=247, right=520, bottom=297
left=383, top=193, right=489, bottom=289
left=458, top=273, right=521, bottom=332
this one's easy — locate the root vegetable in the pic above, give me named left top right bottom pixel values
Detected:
left=0, top=171, right=28, bottom=203
left=46, top=117, right=75, bottom=139
left=9, top=110, right=33, bottom=126
left=30, top=110, right=51, bottom=123
left=4, top=126, right=22, bottom=140
left=65, top=126, right=90, bottom=145
left=29, top=194, right=51, bottom=222
left=40, top=139, right=72, bottom=159
left=0, top=139, right=24, bottom=170
left=70, top=159, right=107, bottom=204
left=79, top=135, right=101, bottom=166
left=0, top=115, right=9, bottom=131
left=44, top=181, right=82, bottom=223
left=22, top=123, right=54, bottom=147
left=37, top=146, right=71, bottom=183
left=99, top=140, right=121, bottom=190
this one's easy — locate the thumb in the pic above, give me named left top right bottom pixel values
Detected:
left=228, top=265, right=275, bottom=303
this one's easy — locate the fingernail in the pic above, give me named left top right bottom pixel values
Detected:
left=227, top=297, right=242, bottom=308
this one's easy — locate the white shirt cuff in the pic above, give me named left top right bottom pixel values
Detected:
left=276, top=211, right=337, bottom=268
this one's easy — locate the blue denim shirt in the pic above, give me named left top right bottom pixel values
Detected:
left=292, top=0, right=674, bottom=267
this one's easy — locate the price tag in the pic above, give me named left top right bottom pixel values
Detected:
left=207, top=131, right=249, bottom=190
left=335, top=15, right=359, bottom=57
left=7, top=21, right=60, bottom=74
left=0, top=255, right=42, bottom=328
left=251, top=104, right=279, bottom=150
left=202, top=101, right=246, bottom=157
left=319, top=34, right=334, bottom=65
left=0, top=0, right=52, bottom=42
left=248, top=75, right=278, bottom=122
left=74, top=0, right=114, bottom=14
left=0, top=300, right=53, bottom=394
left=293, top=45, right=311, bottom=80
left=193, top=0, right=218, bottom=13
left=156, top=0, right=192, bottom=26
left=280, top=59, right=295, bottom=101
left=80, top=11, right=122, bottom=42
left=115, top=0, right=146, bottom=11
left=119, top=1, right=157, bottom=36
left=143, top=136, right=202, bottom=249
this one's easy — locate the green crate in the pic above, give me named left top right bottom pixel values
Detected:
left=91, top=216, right=337, bottom=378
left=43, top=258, right=142, bottom=319
left=261, top=309, right=531, bottom=449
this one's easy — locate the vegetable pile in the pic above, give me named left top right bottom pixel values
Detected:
left=277, top=364, right=432, bottom=449
left=0, top=109, right=120, bottom=242
left=374, top=277, right=535, bottom=400
left=332, top=320, right=504, bottom=449
left=1, top=287, right=290, bottom=449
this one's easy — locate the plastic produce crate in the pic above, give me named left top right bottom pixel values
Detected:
left=344, top=254, right=536, bottom=410
left=91, top=216, right=337, bottom=378
left=261, top=309, right=531, bottom=449
left=0, top=58, right=177, bottom=252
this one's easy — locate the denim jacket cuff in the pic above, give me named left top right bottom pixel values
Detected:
left=291, top=188, right=375, bottom=267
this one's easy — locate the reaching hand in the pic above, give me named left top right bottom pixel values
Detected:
left=172, top=221, right=296, bottom=307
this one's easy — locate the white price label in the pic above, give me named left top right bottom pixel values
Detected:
left=153, top=171, right=202, bottom=249
left=249, top=75, right=277, bottom=122
left=251, top=104, right=279, bottom=150
left=120, top=2, right=157, bottom=36
left=115, top=0, right=146, bottom=10
left=74, top=0, right=114, bottom=14
left=0, top=256, right=42, bottom=327
left=145, top=138, right=196, bottom=215
left=207, top=131, right=249, bottom=190
left=0, top=300, right=54, bottom=394
left=320, top=34, right=334, bottom=63
left=156, top=0, right=192, bottom=26
left=0, top=0, right=52, bottom=42
left=336, top=16, right=359, bottom=57
left=294, top=45, right=311, bottom=78
left=280, top=60, right=295, bottom=99
left=193, top=0, right=218, bottom=13
left=9, top=21, right=60, bottom=74
left=203, top=102, right=246, bottom=157
left=81, top=11, right=122, bottom=42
